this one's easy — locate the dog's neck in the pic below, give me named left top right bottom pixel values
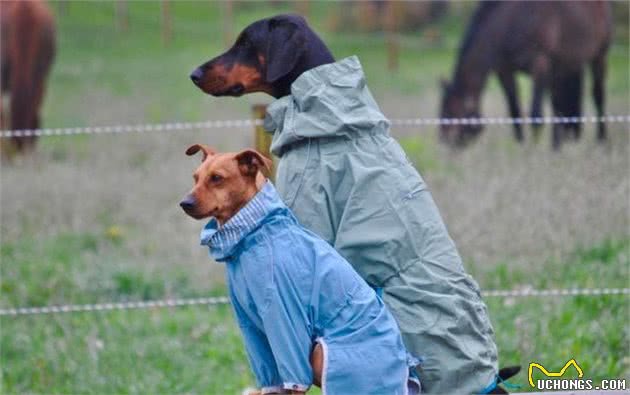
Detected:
left=217, top=173, right=268, bottom=226
left=270, top=53, right=335, bottom=98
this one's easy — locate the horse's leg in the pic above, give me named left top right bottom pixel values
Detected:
left=19, top=19, right=55, bottom=153
left=0, top=74, right=4, bottom=130
left=555, top=68, right=583, bottom=141
left=530, top=55, right=550, bottom=143
left=8, top=23, right=31, bottom=153
left=591, top=51, right=607, bottom=142
left=9, top=83, right=27, bottom=152
left=0, top=91, right=6, bottom=161
left=572, top=69, right=584, bottom=140
left=0, top=90, right=3, bottom=130
left=497, top=68, right=523, bottom=142
left=22, top=81, right=46, bottom=152
left=550, top=67, right=565, bottom=151
left=10, top=70, right=37, bottom=152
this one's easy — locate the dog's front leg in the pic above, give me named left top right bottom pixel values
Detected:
left=310, top=343, right=323, bottom=387
left=244, top=343, right=323, bottom=395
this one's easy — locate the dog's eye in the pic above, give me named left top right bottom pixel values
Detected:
left=209, top=174, right=223, bottom=183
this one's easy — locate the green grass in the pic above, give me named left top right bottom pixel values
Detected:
left=2, top=236, right=627, bottom=393
left=1, top=232, right=225, bottom=308
left=2, top=1, right=629, bottom=394
left=2, top=305, right=252, bottom=394
left=42, top=1, right=629, bottom=129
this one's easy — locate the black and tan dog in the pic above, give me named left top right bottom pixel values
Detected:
left=190, top=14, right=333, bottom=98
left=190, top=14, right=520, bottom=394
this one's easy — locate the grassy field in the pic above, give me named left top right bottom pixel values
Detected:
left=1, top=1, right=629, bottom=394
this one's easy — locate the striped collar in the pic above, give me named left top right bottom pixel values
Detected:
left=200, top=181, right=281, bottom=260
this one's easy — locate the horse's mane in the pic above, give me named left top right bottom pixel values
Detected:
left=458, top=1, right=501, bottom=59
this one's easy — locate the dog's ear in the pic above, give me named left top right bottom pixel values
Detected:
left=185, top=144, right=216, bottom=161
left=234, top=149, right=273, bottom=178
left=265, top=17, right=307, bottom=83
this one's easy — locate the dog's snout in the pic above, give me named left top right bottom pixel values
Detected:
left=179, top=195, right=197, bottom=211
left=190, top=68, right=204, bottom=85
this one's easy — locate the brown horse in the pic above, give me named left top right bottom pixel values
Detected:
left=440, top=1, right=612, bottom=150
left=1, top=0, right=56, bottom=154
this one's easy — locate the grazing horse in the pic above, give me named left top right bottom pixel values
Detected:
left=0, top=0, right=56, bottom=154
left=440, top=1, right=612, bottom=150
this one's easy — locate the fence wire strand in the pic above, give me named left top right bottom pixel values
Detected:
left=1, top=115, right=629, bottom=138
left=1, top=288, right=627, bottom=316
left=2, top=116, right=628, bottom=316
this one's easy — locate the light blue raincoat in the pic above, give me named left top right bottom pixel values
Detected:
left=264, top=56, right=499, bottom=394
left=201, top=181, right=418, bottom=395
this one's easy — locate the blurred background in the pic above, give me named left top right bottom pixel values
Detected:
left=1, top=1, right=628, bottom=393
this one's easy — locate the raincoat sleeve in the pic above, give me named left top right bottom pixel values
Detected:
left=230, top=287, right=283, bottom=392
left=259, top=256, right=314, bottom=392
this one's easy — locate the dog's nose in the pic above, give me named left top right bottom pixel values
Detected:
left=190, top=68, right=203, bottom=85
left=179, top=195, right=197, bottom=211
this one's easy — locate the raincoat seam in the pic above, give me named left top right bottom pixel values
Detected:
left=259, top=231, right=275, bottom=317
left=318, top=281, right=362, bottom=329
left=372, top=171, right=421, bottom=276
left=380, top=257, right=424, bottom=288
left=286, top=138, right=312, bottom=209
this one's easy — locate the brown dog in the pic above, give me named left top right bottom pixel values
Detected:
left=179, top=144, right=272, bottom=224
left=180, top=144, right=323, bottom=393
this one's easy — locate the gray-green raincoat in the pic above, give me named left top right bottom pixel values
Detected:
left=264, top=56, right=498, bottom=394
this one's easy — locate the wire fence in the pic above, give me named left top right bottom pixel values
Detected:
left=1, top=114, right=629, bottom=138
left=2, top=114, right=628, bottom=324
left=2, top=287, right=628, bottom=317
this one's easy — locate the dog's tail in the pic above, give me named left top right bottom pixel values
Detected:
left=498, top=365, right=521, bottom=381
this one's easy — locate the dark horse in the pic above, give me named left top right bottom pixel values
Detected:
left=440, top=1, right=612, bottom=150
left=0, top=0, right=56, bottom=154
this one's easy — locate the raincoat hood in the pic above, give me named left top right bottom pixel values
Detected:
left=264, top=56, right=391, bottom=157
left=200, top=181, right=289, bottom=261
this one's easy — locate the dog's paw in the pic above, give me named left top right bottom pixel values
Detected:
left=241, top=387, right=262, bottom=395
